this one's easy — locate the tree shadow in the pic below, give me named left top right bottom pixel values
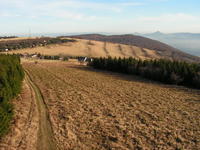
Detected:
left=67, top=64, right=200, bottom=98
left=185, top=99, right=200, bottom=104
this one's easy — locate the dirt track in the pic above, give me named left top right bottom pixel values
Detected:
left=0, top=69, right=57, bottom=150
left=25, top=71, right=57, bottom=150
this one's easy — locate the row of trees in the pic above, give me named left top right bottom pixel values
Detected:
left=19, top=52, right=93, bottom=61
left=0, top=54, right=24, bottom=137
left=0, top=38, right=76, bottom=52
left=17, top=53, right=69, bottom=61
left=42, top=54, right=68, bottom=61
left=89, top=57, right=200, bottom=89
left=0, top=36, right=18, bottom=39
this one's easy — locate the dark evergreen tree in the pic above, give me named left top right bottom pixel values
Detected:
left=0, top=54, right=24, bottom=137
left=89, top=57, right=200, bottom=89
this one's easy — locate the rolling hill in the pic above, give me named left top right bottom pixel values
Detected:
left=3, top=35, right=200, bottom=63
left=6, top=38, right=163, bottom=60
left=69, top=34, right=200, bottom=63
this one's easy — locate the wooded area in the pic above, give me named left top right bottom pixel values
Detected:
left=0, top=36, right=18, bottom=39
left=0, top=54, right=24, bottom=137
left=89, top=57, right=200, bottom=89
left=0, top=38, right=76, bottom=52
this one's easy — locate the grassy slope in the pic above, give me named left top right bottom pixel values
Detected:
left=72, top=34, right=200, bottom=63
left=23, top=60, right=200, bottom=150
left=7, top=39, right=161, bottom=60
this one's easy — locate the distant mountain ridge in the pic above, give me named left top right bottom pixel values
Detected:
left=145, top=32, right=200, bottom=38
left=70, top=34, right=200, bottom=63
left=136, top=32, right=200, bottom=57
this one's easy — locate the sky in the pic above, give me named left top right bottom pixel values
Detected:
left=0, top=0, right=200, bottom=35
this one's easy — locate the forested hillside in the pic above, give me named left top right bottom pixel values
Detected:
left=0, top=37, right=75, bottom=52
left=0, top=55, right=24, bottom=137
left=0, top=36, right=18, bottom=40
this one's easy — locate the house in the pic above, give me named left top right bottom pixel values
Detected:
left=78, top=57, right=93, bottom=63
left=31, top=54, right=38, bottom=58
left=78, top=57, right=88, bottom=62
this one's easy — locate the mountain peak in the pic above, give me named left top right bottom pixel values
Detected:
left=153, top=31, right=163, bottom=35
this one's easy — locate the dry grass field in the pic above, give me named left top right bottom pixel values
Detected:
left=7, top=38, right=161, bottom=60
left=19, top=60, right=200, bottom=150
left=0, top=37, right=37, bottom=42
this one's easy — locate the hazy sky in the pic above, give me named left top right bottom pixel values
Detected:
left=0, top=0, right=200, bottom=35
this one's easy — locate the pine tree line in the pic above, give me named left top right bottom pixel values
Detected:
left=0, top=54, right=24, bottom=137
left=89, top=57, right=200, bottom=89
left=0, top=36, right=18, bottom=39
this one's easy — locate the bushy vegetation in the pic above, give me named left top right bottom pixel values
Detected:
left=42, top=54, right=68, bottom=61
left=89, top=57, right=200, bottom=88
left=0, top=54, right=24, bottom=137
left=19, top=53, right=69, bottom=61
left=0, top=38, right=76, bottom=52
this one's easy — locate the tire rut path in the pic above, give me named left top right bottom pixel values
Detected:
left=25, top=70, right=57, bottom=150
